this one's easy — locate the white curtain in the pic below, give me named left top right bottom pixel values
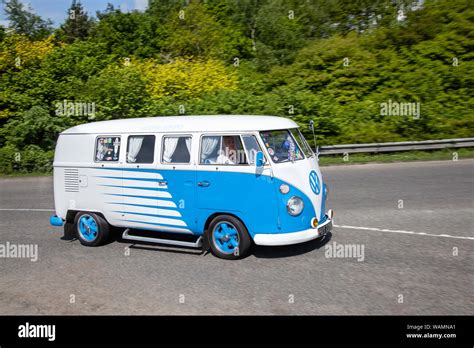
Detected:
left=163, top=137, right=179, bottom=163
left=127, top=136, right=144, bottom=163
left=200, top=136, right=219, bottom=163
left=185, top=137, right=192, bottom=157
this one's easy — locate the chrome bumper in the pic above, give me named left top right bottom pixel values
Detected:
left=253, top=215, right=333, bottom=246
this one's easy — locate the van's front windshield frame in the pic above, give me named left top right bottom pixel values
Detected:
left=259, top=129, right=307, bottom=164
left=294, top=128, right=315, bottom=158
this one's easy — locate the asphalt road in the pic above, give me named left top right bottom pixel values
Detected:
left=0, top=159, right=473, bottom=315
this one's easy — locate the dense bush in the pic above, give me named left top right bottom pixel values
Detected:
left=0, top=144, right=53, bottom=174
left=0, top=0, right=472, bottom=174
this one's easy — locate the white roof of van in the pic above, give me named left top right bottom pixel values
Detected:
left=61, top=115, right=299, bottom=134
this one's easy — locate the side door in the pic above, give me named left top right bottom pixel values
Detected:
left=116, top=134, right=170, bottom=231
left=157, top=134, right=197, bottom=234
left=195, top=133, right=279, bottom=235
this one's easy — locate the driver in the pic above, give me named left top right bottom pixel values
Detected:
left=217, top=136, right=237, bottom=164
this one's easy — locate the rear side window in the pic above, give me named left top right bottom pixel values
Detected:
left=127, top=135, right=155, bottom=164
left=162, top=136, right=192, bottom=164
left=95, top=136, right=121, bottom=162
left=200, top=135, right=248, bottom=165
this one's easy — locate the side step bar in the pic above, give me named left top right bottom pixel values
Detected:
left=122, top=229, right=203, bottom=248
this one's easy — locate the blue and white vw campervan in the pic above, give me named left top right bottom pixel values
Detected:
left=50, top=115, right=333, bottom=259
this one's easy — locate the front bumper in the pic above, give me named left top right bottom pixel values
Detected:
left=253, top=216, right=333, bottom=246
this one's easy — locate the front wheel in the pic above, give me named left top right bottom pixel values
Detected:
left=207, top=215, right=252, bottom=260
left=74, top=212, right=110, bottom=247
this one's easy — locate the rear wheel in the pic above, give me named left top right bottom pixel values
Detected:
left=74, top=212, right=110, bottom=247
left=207, top=215, right=252, bottom=260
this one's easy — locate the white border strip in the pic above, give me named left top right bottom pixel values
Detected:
left=334, top=224, right=474, bottom=241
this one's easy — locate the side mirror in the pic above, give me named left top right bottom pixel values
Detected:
left=255, top=151, right=264, bottom=168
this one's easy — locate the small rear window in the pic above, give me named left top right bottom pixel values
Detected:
left=95, top=136, right=121, bottom=162
left=127, top=135, right=155, bottom=164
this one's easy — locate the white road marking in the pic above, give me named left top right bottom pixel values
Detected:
left=334, top=224, right=474, bottom=241
left=0, top=208, right=55, bottom=212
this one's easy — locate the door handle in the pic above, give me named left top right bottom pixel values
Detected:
left=198, top=181, right=210, bottom=187
left=158, top=180, right=168, bottom=187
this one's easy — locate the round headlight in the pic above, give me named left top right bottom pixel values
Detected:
left=287, top=196, right=304, bottom=216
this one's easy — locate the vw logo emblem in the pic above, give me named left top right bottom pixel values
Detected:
left=309, top=171, right=320, bottom=195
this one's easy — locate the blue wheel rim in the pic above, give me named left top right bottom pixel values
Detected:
left=78, top=214, right=98, bottom=241
left=212, top=222, right=240, bottom=255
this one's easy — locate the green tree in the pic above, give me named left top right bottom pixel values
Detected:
left=78, top=62, right=150, bottom=121
left=147, top=0, right=185, bottom=24
left=0, top=0, right=473, bottom=174
left=253, top=0, right=306, bottom=69
left=2, top=0, right=53, bottom=39
left=162, top=1, right=245, bottom=62
left=0, top=25, right=5, bottom=42
left=57, top=0, right=95, bottom=43
left=0, top=105, right=64, bottom=149
left=91, top=6, right=156, bottom=58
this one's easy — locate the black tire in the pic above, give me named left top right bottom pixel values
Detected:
left=74, top=212, right=110, bottom=247
left=207, top=215, right=252, bottom=260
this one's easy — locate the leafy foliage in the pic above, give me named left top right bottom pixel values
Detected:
left=137, top=57, right=238, bottom=99
left=3, top=0, right=53, bottom=39
left=0, top=0, right=472, bottom=173
left=56, top=0, right=95, bottom=43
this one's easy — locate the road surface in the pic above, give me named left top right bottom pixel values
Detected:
left=0, top=159, right=473, bottom=315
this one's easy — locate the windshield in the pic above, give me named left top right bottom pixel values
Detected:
left=260, top=129, right=304, bottom=163
left=294, top=128, right=314, bottom=158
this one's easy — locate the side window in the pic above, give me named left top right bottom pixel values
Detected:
left=242, top=135, right=265, bottom=165
left=127, top=135, right=155, bottom=164
left=95, top=136, right=120, bottom=162
left=200, top=135, right=248, bottom=165
left=162, top=136, right=191, bottom=164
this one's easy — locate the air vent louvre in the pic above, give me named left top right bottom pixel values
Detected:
left=64, top=168, right=79, bottom=192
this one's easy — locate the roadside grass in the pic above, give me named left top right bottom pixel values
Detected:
left=318, top=147, right=474, bottom=166
left=0, top=148, right=473, bottom=177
